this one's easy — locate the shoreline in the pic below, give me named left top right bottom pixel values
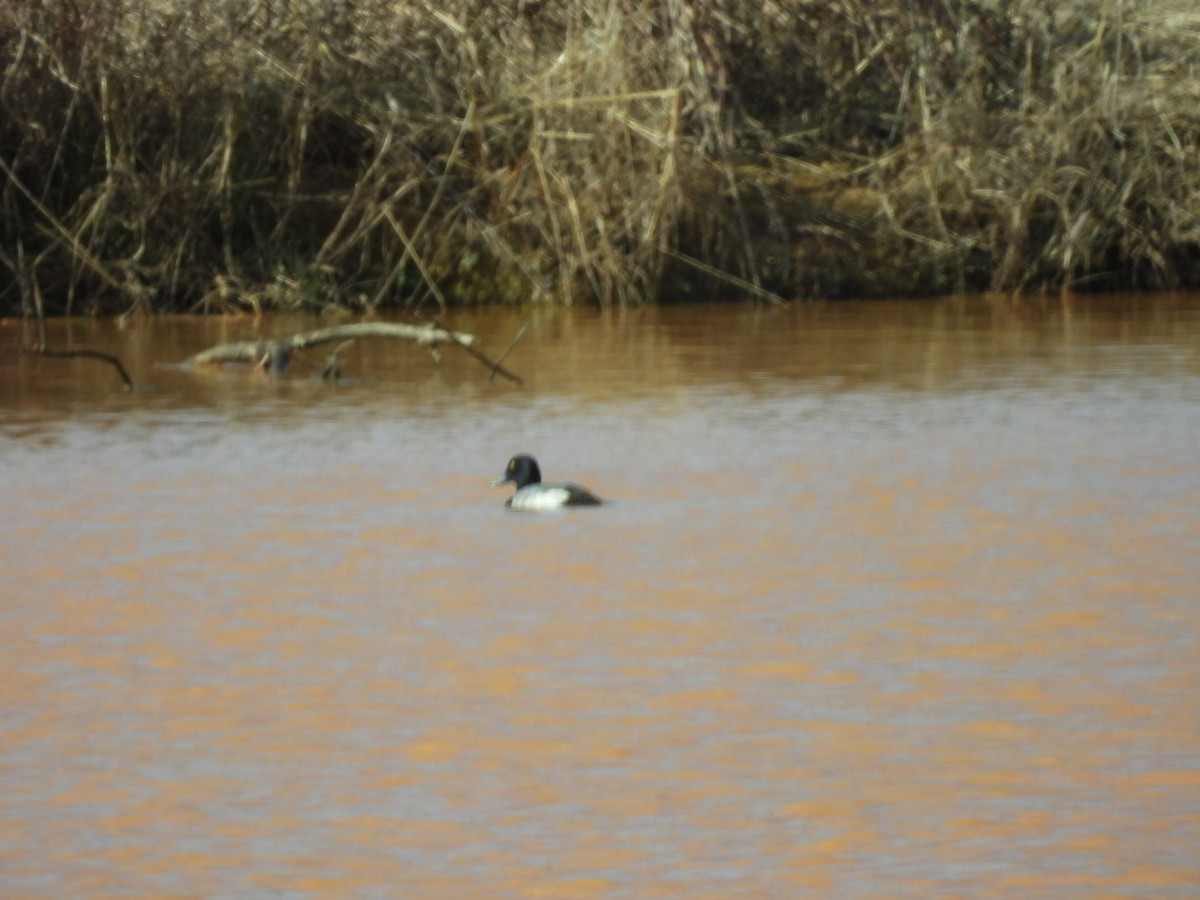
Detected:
left=3, top=1, right=1198, bottom=314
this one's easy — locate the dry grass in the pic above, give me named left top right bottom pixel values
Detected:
left=2, top=0, right=1199, bottom=313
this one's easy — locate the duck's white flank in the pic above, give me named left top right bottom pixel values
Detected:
left=509, top=485, right=574, bottom=510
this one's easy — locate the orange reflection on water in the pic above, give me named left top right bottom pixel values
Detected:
left=2, top=297, right=1200, bottom=896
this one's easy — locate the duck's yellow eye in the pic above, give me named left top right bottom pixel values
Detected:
left=509, top=460, right=516, bottom=470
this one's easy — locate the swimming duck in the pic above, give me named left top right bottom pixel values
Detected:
left=492, top=454, right=603, bottom=509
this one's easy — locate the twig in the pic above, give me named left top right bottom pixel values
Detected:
left=418, top=313, right=525, bottom=385
left=7, top=236, right=133, bottom=388
left=370, top=103, right=475, bottom=311
left=21, top=347, right=134, bottom=390
left=320, top=339, right=356, bottom=381
left=488, top=318, right=531, bottom=384
left=661, top=247, right=788, bottom=305
left=0, top=153, right=121, bottom=291
left=383, top=209, right=449, bottom=313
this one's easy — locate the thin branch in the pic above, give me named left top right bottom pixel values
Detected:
left=419, top=313, right=525, bottom=385
left=21, top=347, right=134, bottom=389
left=488, top=318, right=531, bottom=384
left=0, top=152, right=121, bottom=290
left=661, top=247, right=788, bottom=304
left=383, top=209, right=448, bottom=313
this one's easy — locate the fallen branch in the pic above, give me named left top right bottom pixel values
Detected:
left=320, top=339, right=357, bottom=382
left=185, top=321, right=523, bottom=384
left=487, top=318, right=531, bottom=384
left=419, top=313, right=525, bottom=386
left=6, top=239, right=135, bottom=390
left=21, top=347, right=134, bottom=390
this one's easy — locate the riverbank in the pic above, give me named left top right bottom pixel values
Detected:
left=3, top=0, right=1199, bottom=314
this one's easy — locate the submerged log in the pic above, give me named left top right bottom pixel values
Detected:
left=185, top=322, right=523, bottom=384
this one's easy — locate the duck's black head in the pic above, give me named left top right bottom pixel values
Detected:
left=492, top=453, right=542, bottom=489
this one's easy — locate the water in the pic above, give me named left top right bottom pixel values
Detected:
left=2, top=295, right=1199, bottom=897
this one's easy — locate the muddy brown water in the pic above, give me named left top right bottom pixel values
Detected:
left=2, top=295, right=1199, bottom=897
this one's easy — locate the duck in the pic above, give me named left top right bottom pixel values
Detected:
left=492, top=454, right=603, bottom=509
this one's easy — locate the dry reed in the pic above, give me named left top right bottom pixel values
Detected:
left=2, top=0, right=1199, bottom=313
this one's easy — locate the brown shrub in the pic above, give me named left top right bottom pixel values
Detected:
left=2, top=0, right=1198, bottom=312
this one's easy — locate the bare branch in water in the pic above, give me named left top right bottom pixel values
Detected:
left=21, top=347, right=134, bottom=390
left=488, top=319, right=531, bottom=384
left=321, top=340, right=357, bottom=382
left=185, top=321, right=523, bottom=384
left=419, top=314, right=525, bottom=386
left=7, top=239, right=135, bottom=390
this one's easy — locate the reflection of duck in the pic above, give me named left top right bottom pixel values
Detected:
left=492, top=454, right=603, bottom=509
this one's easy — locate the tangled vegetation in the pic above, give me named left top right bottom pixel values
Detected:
left=2, top=0, right=1199, bottom=314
